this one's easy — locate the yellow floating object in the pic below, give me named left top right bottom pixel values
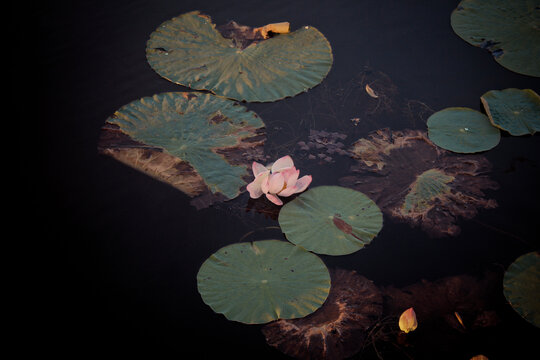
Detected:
left=254, top=22, right=291, bottom=39
left=365, top=84, right=379, bottom=98
left=454, top=311, right=466, bottom=329
left=398, top=307, right=418, bottom=333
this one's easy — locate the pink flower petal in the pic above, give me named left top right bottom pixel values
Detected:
left=246, top=172, right=268, bottom=199
left=261, top=175, right=270, bottom=194
left=252, top=162, right=269, bottom=177
left=278, top=172, right=310, bottom=197
left=268, top=173, right=285, bottom=194
left=277, top=186, right=297, bottom=197
left=281, top=167, right=299, bottom=188
left=293, top=175, right=312, bottom=193
left=266, top=193, right=283, bottom=206
left=246, top=182, right=263, bottom=199
left=271, top=155, right=294, bottom=173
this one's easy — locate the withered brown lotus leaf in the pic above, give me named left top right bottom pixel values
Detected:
left=339, top=128, right=498, bottom=237
left=262, top=269, right=383, bottom=360
left=98, top=92, right=265, bottom=209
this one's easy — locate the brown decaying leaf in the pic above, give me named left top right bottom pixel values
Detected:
left=339, top=128, right=498, bottom=237
left=98, top=123, right=208, bottom=197
left=98, top=120, right=266, bottom=210
left=262, top=269, right=383, bottom=360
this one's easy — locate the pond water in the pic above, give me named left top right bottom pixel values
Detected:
left=39, top=0, right=539, bottom=358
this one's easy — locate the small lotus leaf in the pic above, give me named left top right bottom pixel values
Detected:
left=481, top=88, right=540, bottom=135
left=197, top=240, right=331, bottom=324
left=503, top=252, right=540, bottom=327
left=427, top=107, right=500, bottom=153
left=401, top=169, right=454, bottom=215
left=98, top=92, right=265, bottom=203
left=451, top=0, right=540, bottom=77
left=146, top=11, right=333, bottom=102
left=278, top=186, right=383, bottom=255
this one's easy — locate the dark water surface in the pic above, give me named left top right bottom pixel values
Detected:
left=38, top=0, right=539, bottom=358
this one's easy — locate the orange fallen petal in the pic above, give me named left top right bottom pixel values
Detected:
left=365, top=84, right=379, bottom=98
left=454, top=311, right=466, bottom=329
left=254, top=22, right=290, bottom=39
left=399, top=307, right=418, bottom=333
left=470, top=355, right=489, bottom=360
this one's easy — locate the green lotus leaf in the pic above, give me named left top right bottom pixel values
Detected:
left=98, top=92, right=265, bottom=202
left=450, top=0, right=540, bottom=77
left=146, top=11, right=333, bottom=102
left=278, top=186, right=383, bottom=255
left=427, top=107, right=500, bottom=153
left=197, top=240, right=331, bottom=324
left=400, top=169, right=454, bottom=215
left=503, top=252, right=540, bottom=327
left=481, top=88, right=540, bottom=136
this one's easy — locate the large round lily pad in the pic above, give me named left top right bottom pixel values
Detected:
left=197, top=240, right=331, bottom=324
left=451, top=0, right=540, bottom=77
left=146, top=11, right=333, bottom=102
left=427, top=107, right=500, bottom=153
left=481, top=88, right=540, bottom=135
left=503, top=252, right=540, bottom=327
left=98, top=92, right=265, bottom=207
left=278, top=186, right=383, bottom=255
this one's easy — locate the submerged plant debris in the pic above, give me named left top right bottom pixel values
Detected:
left=481, top=88, right=540, bottom=136
left=98, top=92, right=265, bottom=209
left=262, top=269, right=383, bottom=360
left=450, top=0, right=540, bottom=77
left=146, top=11, right=333, bottom=102
left=297, top=68, right=434, bottom=133
left=258, top=68, right=433, bottom=163
left=339, top=128, right=498, bottom=237
left=297, top=130, right=349, bottom=163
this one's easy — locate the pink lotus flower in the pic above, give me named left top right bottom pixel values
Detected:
left=246, top=155, right=312, bottom=206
